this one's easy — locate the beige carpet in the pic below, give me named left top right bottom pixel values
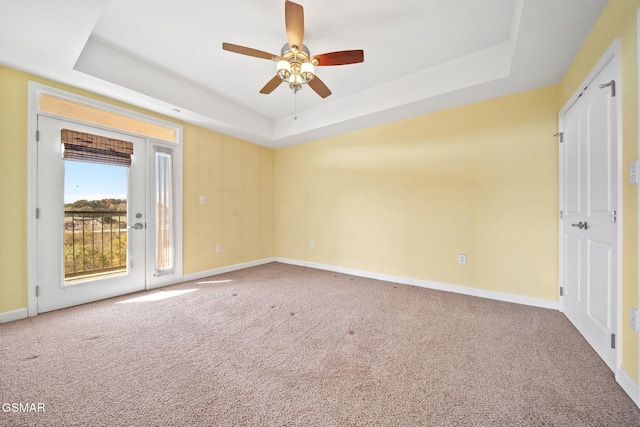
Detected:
left=1, top=262, right=639, bottom=426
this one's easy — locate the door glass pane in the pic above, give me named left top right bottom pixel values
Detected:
left=155, top=146, right=174, bottom=275
left=64, top=160, right=128, bottom=283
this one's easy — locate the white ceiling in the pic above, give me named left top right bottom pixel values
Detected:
left=0, top=0, right=608, bottom=147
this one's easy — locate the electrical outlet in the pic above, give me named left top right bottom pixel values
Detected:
left=309, top=240, right=314, bottom=248
left=458, top=254, right=467, bottom=265
left=630, top=307, right=638, bottom=333
left=215, top=244, right=221, bottom=253
left=199, top=195, right=206, bottom=204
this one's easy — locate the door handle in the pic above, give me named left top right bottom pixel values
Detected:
left=128, top=222, right=144, bottom=230
left=570, top=221, right=589, bottom=230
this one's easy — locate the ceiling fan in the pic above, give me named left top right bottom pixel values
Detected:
left=222, top=0, right=364, bottom=98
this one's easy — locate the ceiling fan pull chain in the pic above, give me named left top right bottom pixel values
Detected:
left=294, top=92, right=298, bottom=120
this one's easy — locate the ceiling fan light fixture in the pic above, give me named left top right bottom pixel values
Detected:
left=288, top=72, right=303, bottom=85
left=300, top=62, right=314, bottom=82
left=277, top=60, right=291, bottom=80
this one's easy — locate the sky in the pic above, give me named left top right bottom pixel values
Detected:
left=64, top=160, right=127, bottom=203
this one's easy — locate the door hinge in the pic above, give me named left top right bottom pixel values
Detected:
left=130, top=260, right=133, bottom=269
left=555, top=132, right=564, bottom=143
left=36, top=286, right=40, bottom=297
left=560, top=210, right=564, bottom=219
left=611, top=333, right=616, bottom=349
left=612, top=208, right=617, bottom=223
left=599, top=80, right=616, bottom=97
left=35, top=129, right=40, bottom=142
left=35, top=208, right=40, bottom=219
left=560, top=286, right=564, bottom=296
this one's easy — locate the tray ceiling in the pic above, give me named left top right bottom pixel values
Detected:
left=0, top=0, right=608, bottom=147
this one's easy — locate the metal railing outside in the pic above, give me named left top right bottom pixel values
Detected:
left=64, top=210, right=127, bottom=280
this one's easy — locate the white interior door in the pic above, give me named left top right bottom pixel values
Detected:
left=561, top=58, right=618, bottom=371
left=36, top=116, right=147, bottom=312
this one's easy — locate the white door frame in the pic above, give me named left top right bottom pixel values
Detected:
left=558, top=38, right=622, bottom=373
left=27, top=82, right=184, bottom=316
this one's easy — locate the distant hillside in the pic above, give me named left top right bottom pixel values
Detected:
left=65, top=199, right=126, bottom=212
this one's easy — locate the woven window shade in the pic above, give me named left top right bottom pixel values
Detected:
left=61, top=129, right=133, bottom=167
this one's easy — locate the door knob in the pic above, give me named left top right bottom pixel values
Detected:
left=128, top=222, right=144, bottom=230
left=570, top=221, right=589, bottom=230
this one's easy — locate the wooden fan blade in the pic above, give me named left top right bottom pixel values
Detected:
left=222, top=43, right=276, bottom=60
left=260, top=75, right=283, bottom=94
left=314, top=50, right=364, bottom=66
left=285, top=0, right=304, bottom=51
left=308, top=76, right=331, bottom=98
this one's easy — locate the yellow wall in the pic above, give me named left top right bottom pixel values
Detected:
left=0, top=67, right=29, bottom=312
left=561, top=0, right=640, bottom=382
left=182, top=125, right=274, bottom=273
left=275, top=85, right=560, bottom=301
left=0, top=65, right=274, bottom=314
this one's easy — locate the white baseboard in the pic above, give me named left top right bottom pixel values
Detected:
left=617, top=367, right=640, bottom=408
left=182, top=257, right=276, bottom=282
left=0, top=308, right=29, bottom=324
left=275, top=257, right=559, bottom=310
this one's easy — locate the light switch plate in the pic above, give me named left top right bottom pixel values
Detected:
left=630, top=161, right=639, bottom=185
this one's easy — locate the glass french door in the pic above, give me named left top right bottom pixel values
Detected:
left=36, top=116, right=146, bottom=312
